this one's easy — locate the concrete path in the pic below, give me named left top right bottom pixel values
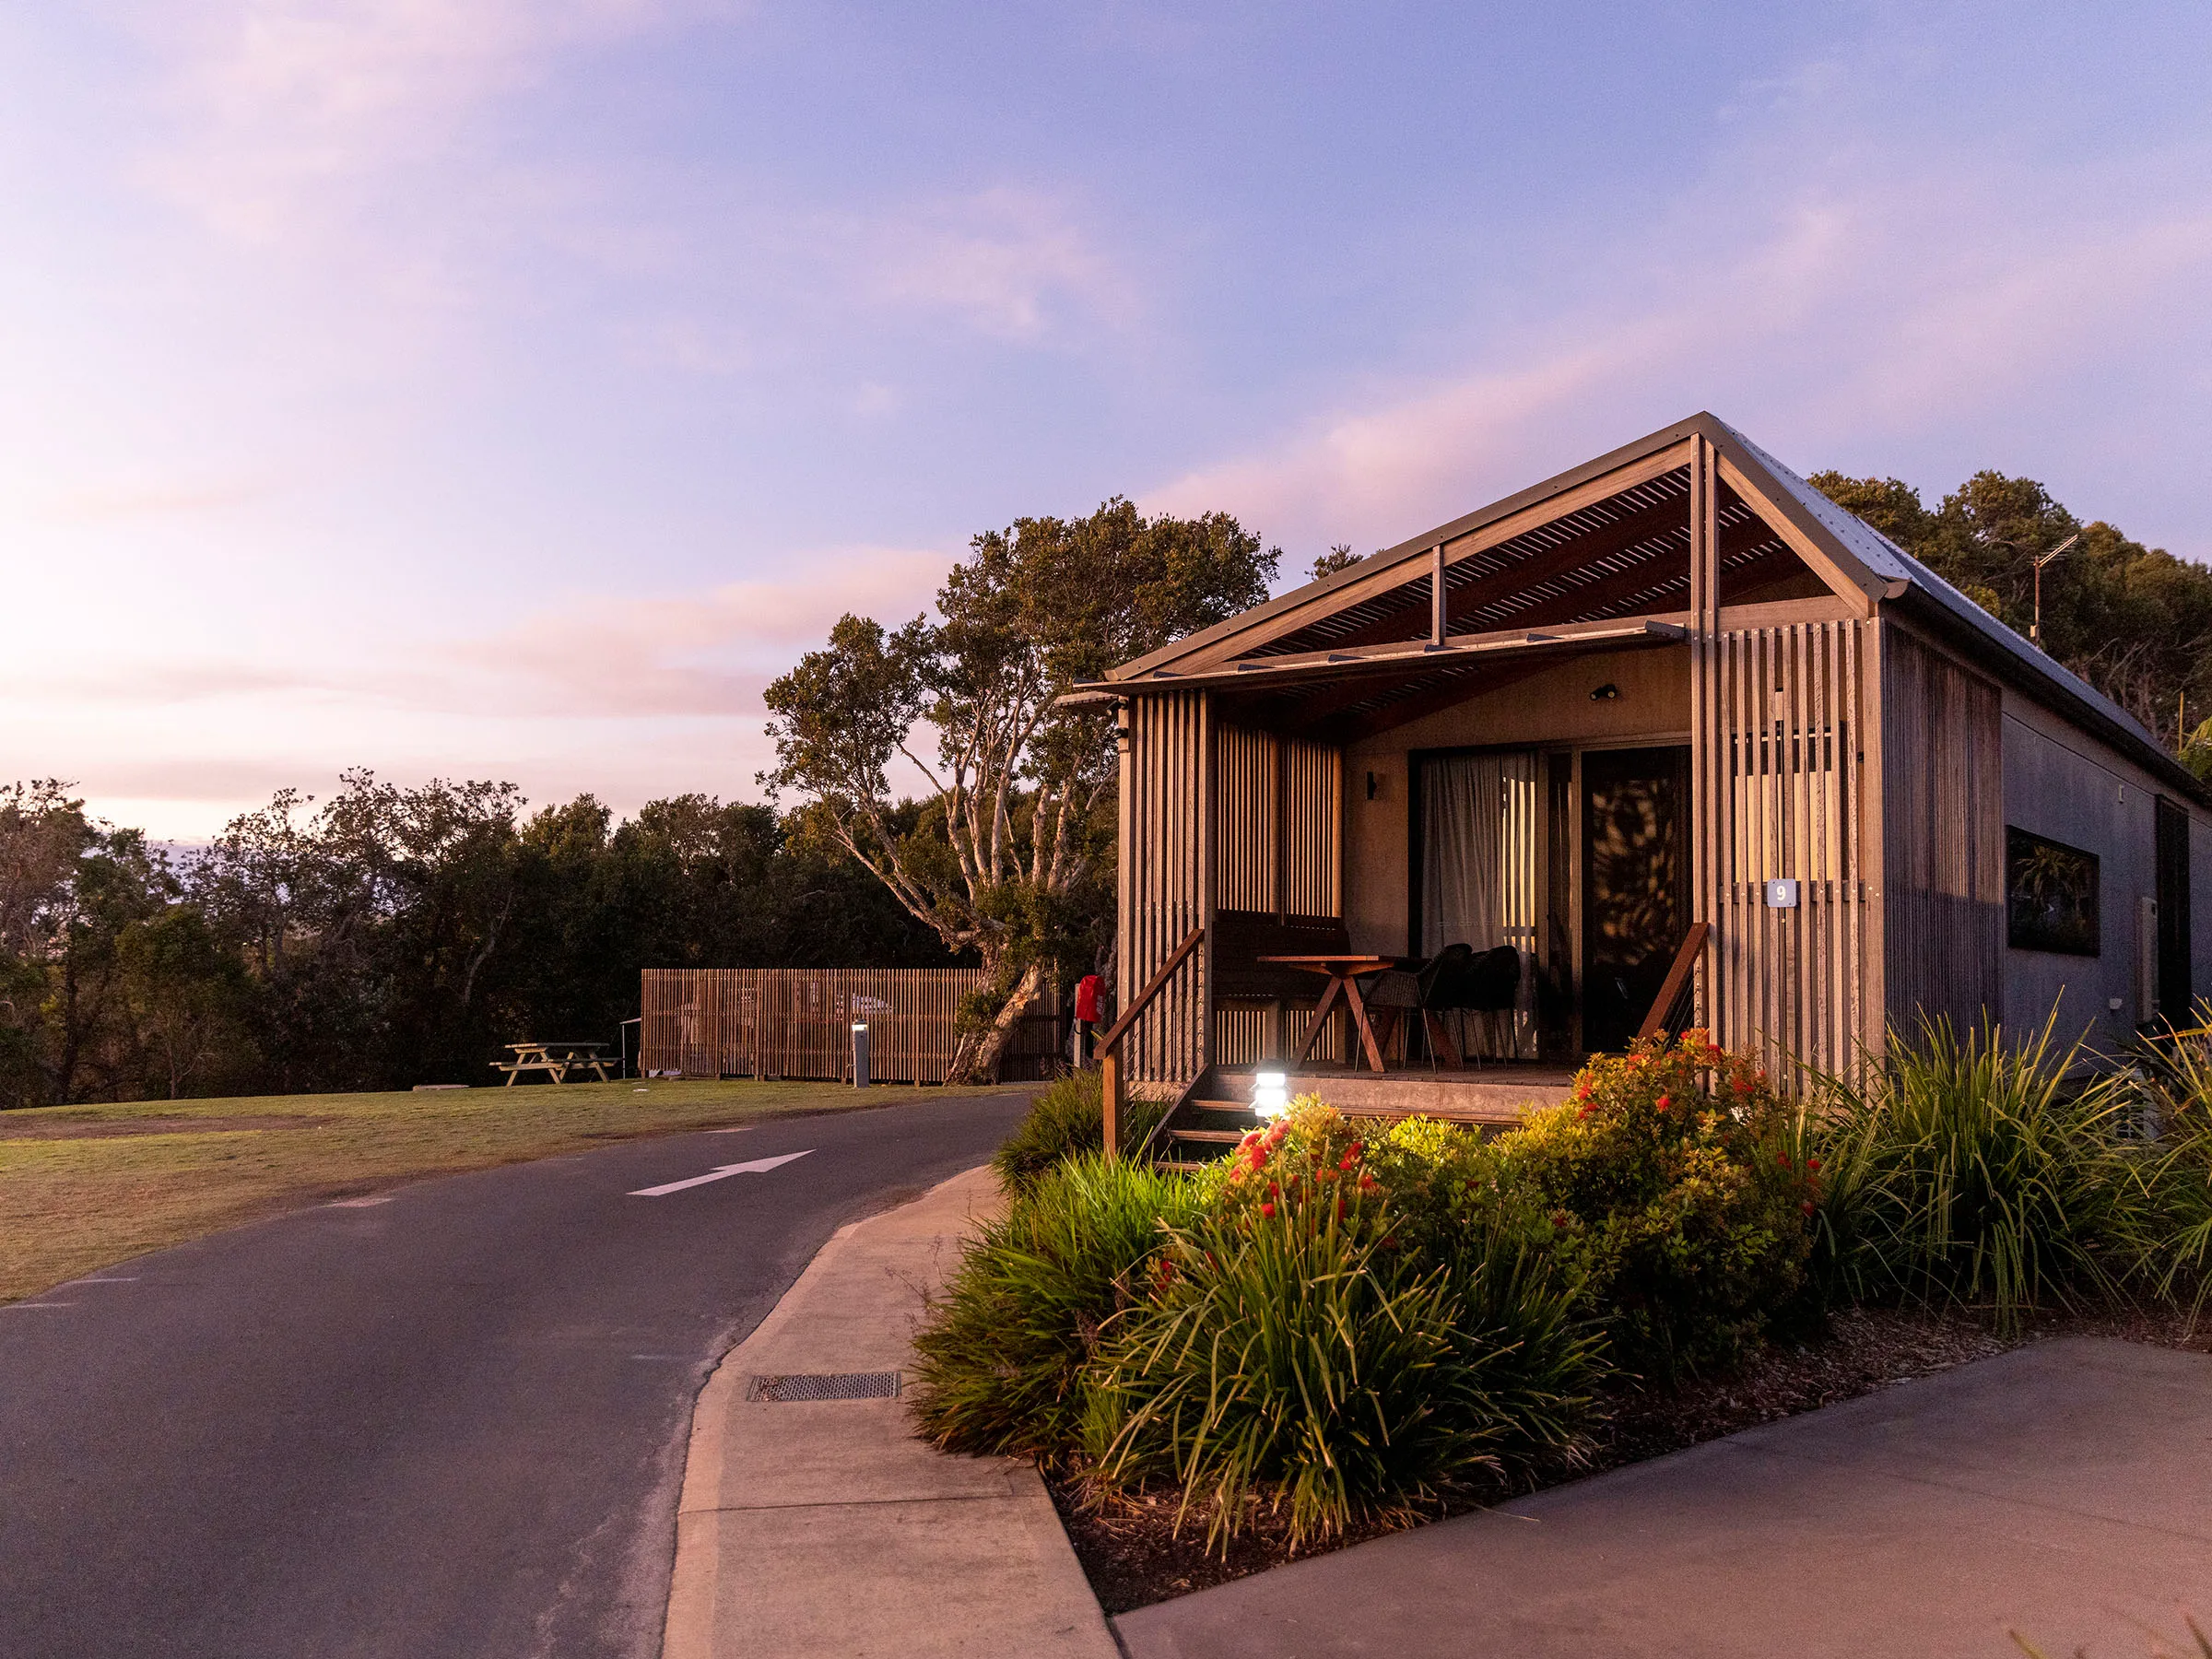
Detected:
left=0, top=1092, right=1030, bottom=1659
left=662, top=1165, right=1119, bottom=1659
left=1116, top=1338, right=2212, bottom=1659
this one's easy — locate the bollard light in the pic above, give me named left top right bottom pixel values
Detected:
left=851, top=1022, right=871, bottom=1088
left=1251, top=1070, right=1288, bottom=1120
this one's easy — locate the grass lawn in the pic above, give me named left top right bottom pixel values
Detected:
left=0, top=1077, right=1031, bottom=1305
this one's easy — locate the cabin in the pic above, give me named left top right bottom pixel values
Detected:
left=1080, top=413, right=2212, bottom=1153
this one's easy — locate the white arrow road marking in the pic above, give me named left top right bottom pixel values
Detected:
left=629, top=1149, right=813, bottom=1197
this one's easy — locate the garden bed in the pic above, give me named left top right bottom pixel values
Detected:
left=914, top=1030, right=2212, bottom=1619
left=1048, top=1304, right=2211, bottom=1615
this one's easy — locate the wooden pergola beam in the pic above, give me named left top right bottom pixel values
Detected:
left=1241, top=486, right=1694, bottom=661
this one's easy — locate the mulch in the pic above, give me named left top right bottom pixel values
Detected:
left=1046, top=1304, right=2212, bottom=1616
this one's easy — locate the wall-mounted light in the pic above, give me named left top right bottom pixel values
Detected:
left=1590, top=683, right=1620, bottom=701
left=1252, top=1071, right=1288, bottom=1119
left=1365, top=770, right=1382, bottom=801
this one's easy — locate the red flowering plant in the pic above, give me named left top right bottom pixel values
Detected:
left=1497, top=1030, right=1820, bottom=1382
left=1087, top=1098, right=1603, bottom=1550
left=1207, top=1098, right=1394, bottom=1236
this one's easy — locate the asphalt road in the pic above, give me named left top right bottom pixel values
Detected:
left=0, top=1090, right=1030, bottom=1659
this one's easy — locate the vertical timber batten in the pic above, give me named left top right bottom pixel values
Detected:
left=1118, top=689, right=1211, bottom=1089
left=1696, top=434, right=1877, bottom=1083
left=1705, top=618, right=1876, bottom=1084
left=1690, top=435, right=1721, bottom=1037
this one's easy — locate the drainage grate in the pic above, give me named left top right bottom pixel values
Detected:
left=746, top=1371, right=900, bottom=1403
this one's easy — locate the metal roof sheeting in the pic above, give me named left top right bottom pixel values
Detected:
left=1716, top=419, right=2170, bottom=756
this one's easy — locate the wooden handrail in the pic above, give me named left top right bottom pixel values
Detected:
left=1095, top=925, right=1206, bottom=1058
left=1098, top=924, right=1205, bottom=1159
left=1635, top=921, right=1710, bottom=1044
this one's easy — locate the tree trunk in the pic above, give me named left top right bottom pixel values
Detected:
left=957, top=959, right=1047, bottom=1085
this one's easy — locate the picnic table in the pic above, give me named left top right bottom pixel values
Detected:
left=491, top=1041, right=615, bottom=1085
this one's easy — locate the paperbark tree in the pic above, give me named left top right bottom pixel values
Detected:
left=761, top=498, right=1277, bottom=1080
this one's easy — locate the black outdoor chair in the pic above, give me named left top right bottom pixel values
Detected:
left=1367, top=943, right=1522, bottom=1070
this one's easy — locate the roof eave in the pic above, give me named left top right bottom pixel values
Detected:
left=1108, top=412, right=1722, bottom=682
left=1885, top=586, right=2212, bottom=808
left=1110, top=409, right=1904, bottom=682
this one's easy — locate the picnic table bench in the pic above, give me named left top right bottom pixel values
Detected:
left=492, top=1041, right=614, bottom=1085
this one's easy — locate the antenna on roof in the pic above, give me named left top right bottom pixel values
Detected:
left=2029, top=533, right=2080, bottom=650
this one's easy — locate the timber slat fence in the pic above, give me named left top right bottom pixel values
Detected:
left=640, top=969, right=1063, bottom=1084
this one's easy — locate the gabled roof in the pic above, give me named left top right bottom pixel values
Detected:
left=1102, top=411, right=2204, bottom=802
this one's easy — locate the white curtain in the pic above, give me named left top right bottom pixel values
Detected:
left=1421, top=751, right=1539, bottom=1059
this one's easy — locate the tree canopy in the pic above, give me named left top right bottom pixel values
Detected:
left=1808, top=468, right=2212, bottom=756
left=0, top=776, right=948, bottom=1108
left=761, top=497, right=1277, bottom=1077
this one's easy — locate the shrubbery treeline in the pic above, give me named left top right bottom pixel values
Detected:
left=0, top=774, right=955, bottom=1108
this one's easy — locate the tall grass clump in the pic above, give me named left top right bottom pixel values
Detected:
left=908, top=1151, right=1202, bottom=1457
left=1080, top=1105, right=1602, bottom=1550
left=2124, top=1019, right=2212, bottom=1318
left=992, top=1069, right=1170, bottom=1194
left=1811, top=1014, right=2136, bottom=1330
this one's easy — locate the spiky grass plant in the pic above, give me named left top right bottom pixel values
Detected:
left=1811, top=1014, right=2136, bottom=1330
left=908, top=1151, right=1201, bottom=1457
left=1081, top=1200, right=1600, bottom=1552
left=991, top=1069, right=1170, bottom=1194
left=2119, top=1019, right=2212, bottom=1321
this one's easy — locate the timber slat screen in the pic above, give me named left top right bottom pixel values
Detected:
left=1118, top=692, right=1211, bottom=1088
left=1211, top=721, right=1347, bottom=1066
left=1691, top=433, right=1877, bottom=1085
left=1703, top=618, right=1874, bottom=1083
left=640, top=969, right=1063, bottom=1083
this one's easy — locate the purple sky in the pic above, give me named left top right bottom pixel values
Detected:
left=5, top=2, right=2208, bottom=838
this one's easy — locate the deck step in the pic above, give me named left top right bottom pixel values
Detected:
left=1166, top=1127, right=1248, bottom=1144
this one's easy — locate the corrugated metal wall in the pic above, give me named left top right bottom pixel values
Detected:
left=1118, top=691, right=1211, bottom=1086
left=1882, top=623, right=2005, bottom=1036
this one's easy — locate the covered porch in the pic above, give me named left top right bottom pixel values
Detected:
left=1091, top=415, right=1886, bottom=1143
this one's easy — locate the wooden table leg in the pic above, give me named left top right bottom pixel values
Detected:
left=1341, top=975, right=1388, bottom=1073
left=1368, top=1006, right=1400, bottom=1059
left=1293, top=977, right=1345, bottom=1064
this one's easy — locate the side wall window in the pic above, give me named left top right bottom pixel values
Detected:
left=2006, top=826, right=2100, bottom=957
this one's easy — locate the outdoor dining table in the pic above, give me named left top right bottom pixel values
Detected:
left=491, top=1041, right=615, bottom=1086
left=1256, top=954, right=1412, bottom=1074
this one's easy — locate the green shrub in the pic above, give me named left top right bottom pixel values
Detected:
left=1081, top=1100, right=1601, bottom=1550
left=908, top=1152, right=1202, bottom=1457
left=1082, top=1200, right=1596, bottom=1551
left=1809, top=1015, right=2136, bottom=1330
left=991, top=1069, right=1170, bottom=1194
left=1499, top=1030, right=1817, bottom=1382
